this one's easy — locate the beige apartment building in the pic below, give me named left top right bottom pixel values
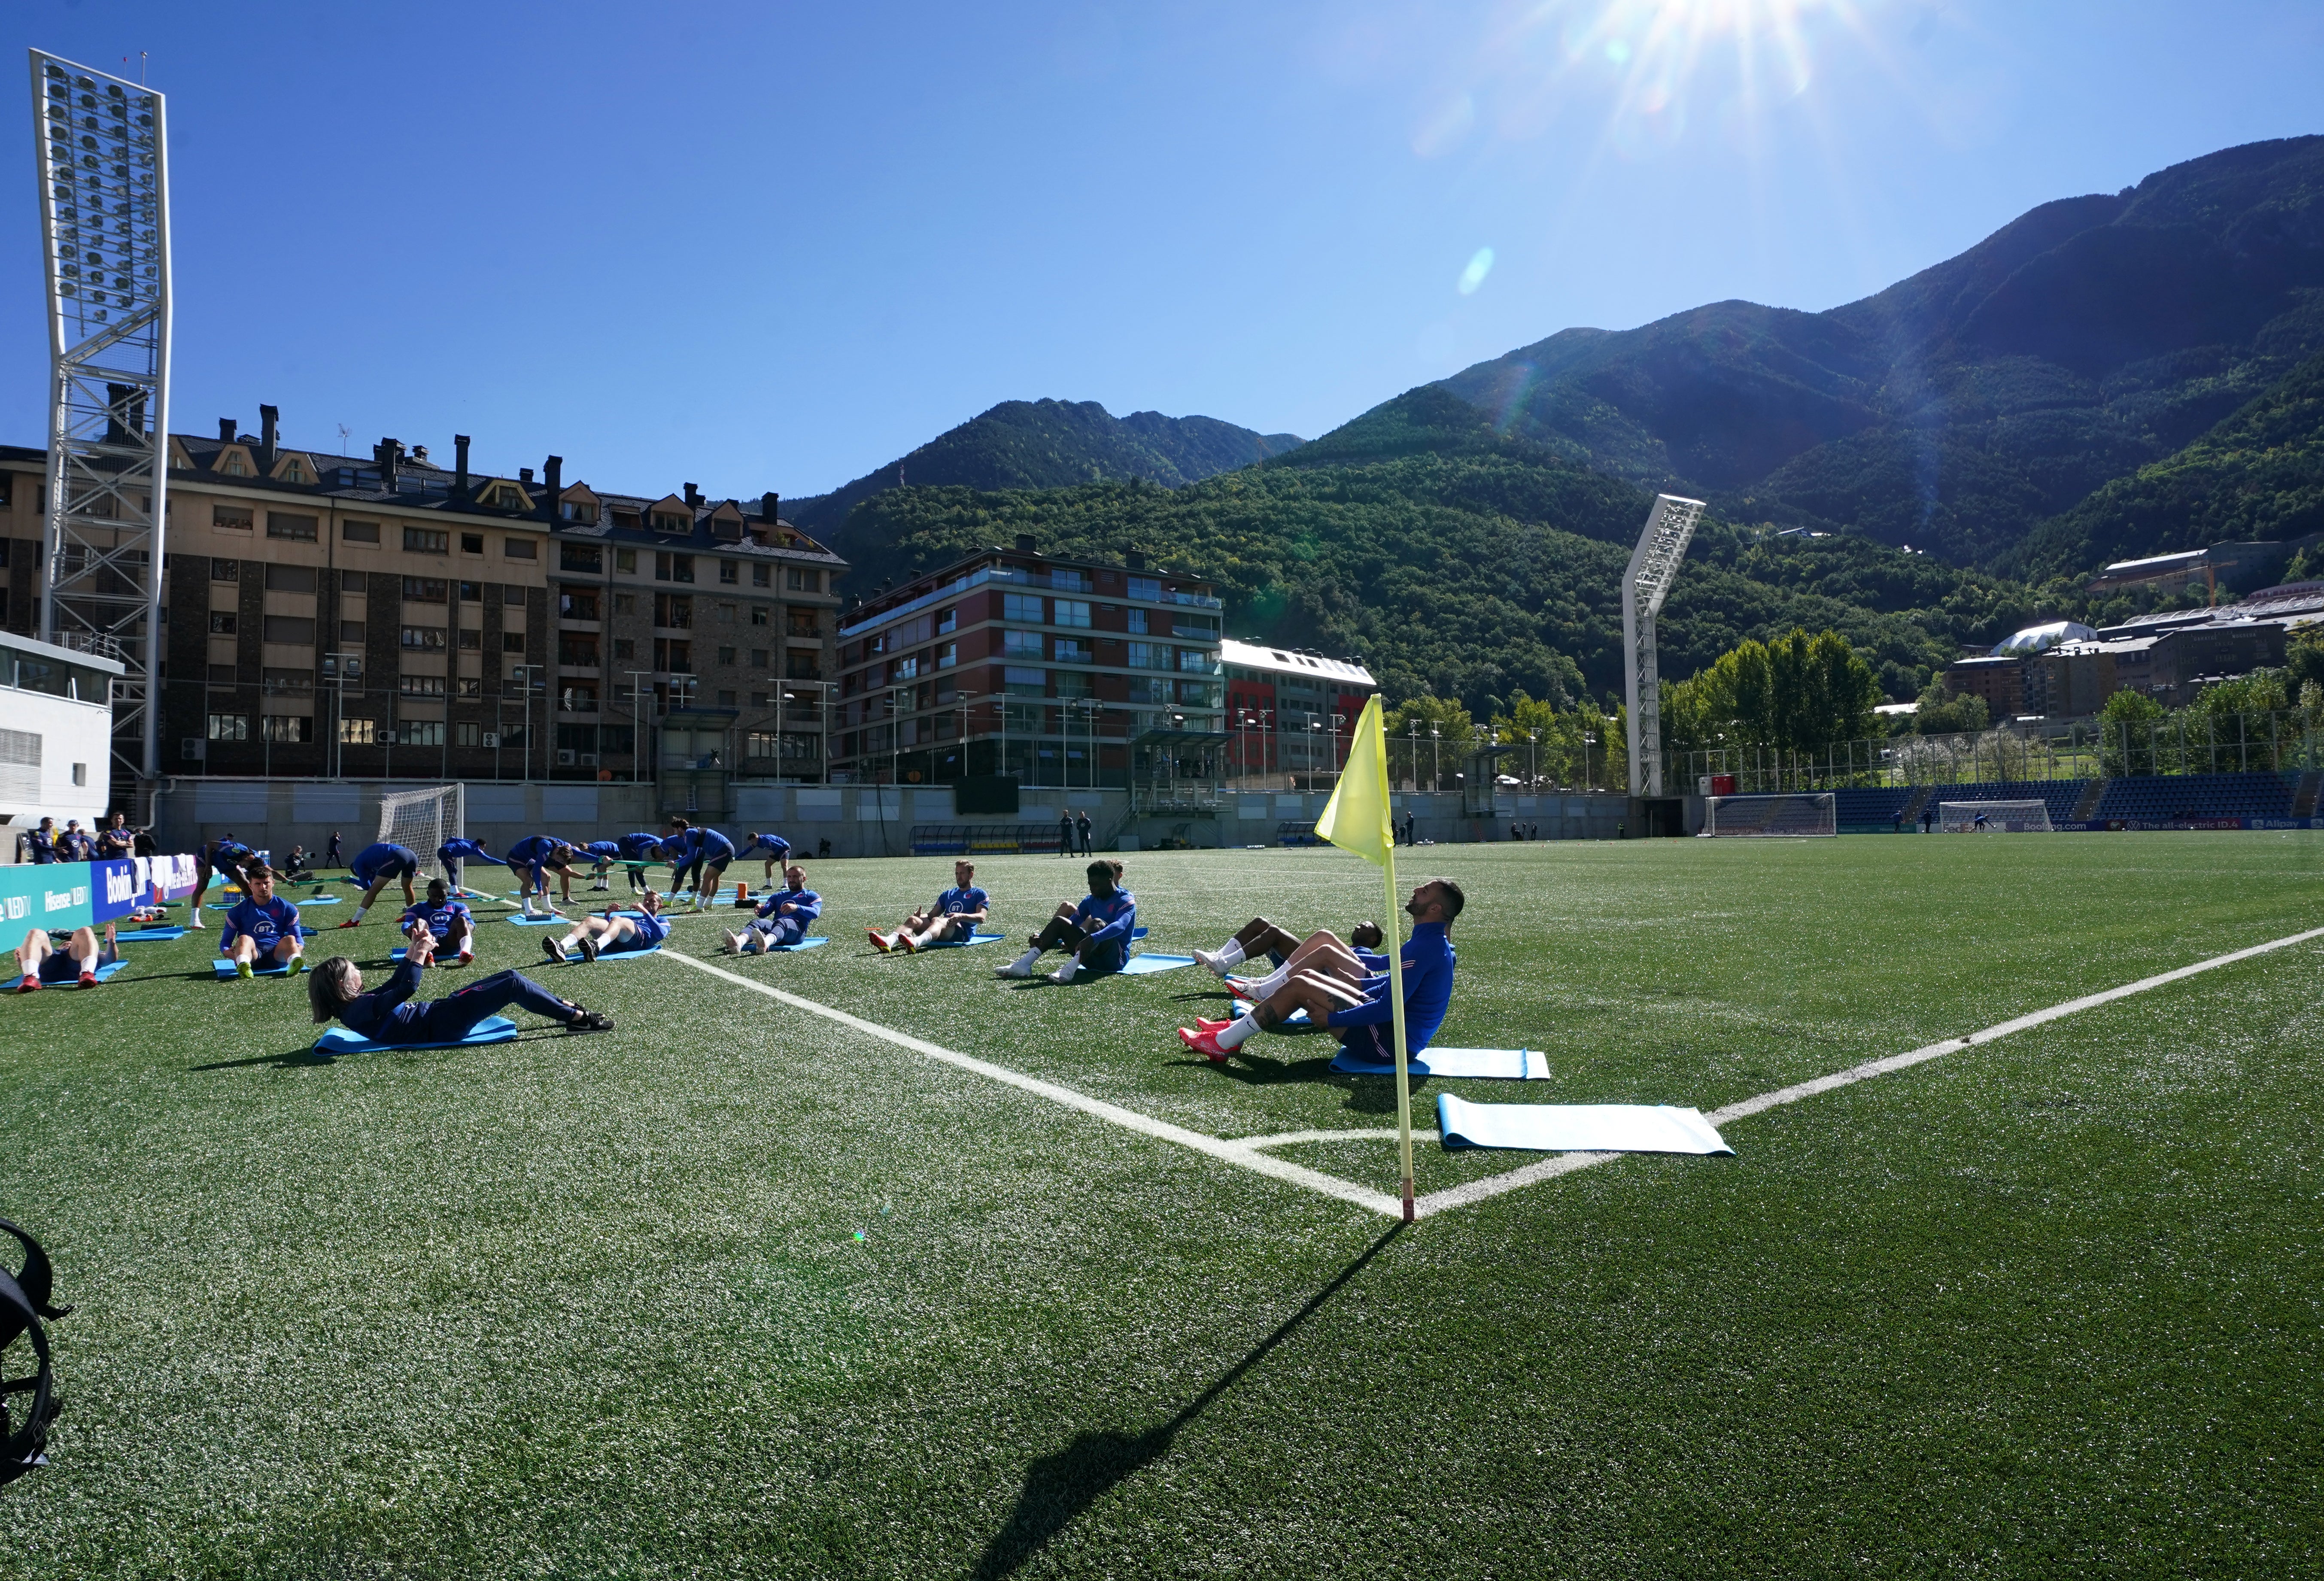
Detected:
left=0, top=407, right=844, bottom=799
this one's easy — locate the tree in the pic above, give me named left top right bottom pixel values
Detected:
left=2098, top=686, right=2166, bottom=777
left=1912, top=674, right=1991, bottom=737
left=1664, top=629, right=1882, bottom=757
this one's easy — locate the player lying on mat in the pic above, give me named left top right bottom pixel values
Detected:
left=1192, top=916, right=1385, bottom=977
left=504, top=835, right=585, bottom=915
left=610, top=832, right=664, bottom=893
left=187, top=833, right=259, bottom=927
left=435, top=838, right=501, bottom=898
left=1178, top=878, right=1462, bottom=1063
left=995, top=860, right=1135, bottom=984
left=661, top=819, right=738, bottom=909
left=738, top=831, right=793, bottom=886
left=870, top=859, right=989, bottom=953
left=308, top=941, right=612, bottom=1045
left=342, top=842, right=422, bottom=926
left=401, top=880, right=476, bottom=965
left=15, top=921, right=120, bottom=992
left=544, top=887, right=671, bottom=963
left=723, top=866, right=821, bottom=953
left=222, top=864, right=308, bottom=978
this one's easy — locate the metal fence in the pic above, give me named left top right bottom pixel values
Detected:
left=1679, top=708, right=2324, bottom=794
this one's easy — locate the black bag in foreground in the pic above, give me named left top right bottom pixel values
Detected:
left=0, top=1219, right=70, bottom=1487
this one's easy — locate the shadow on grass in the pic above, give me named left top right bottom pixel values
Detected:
left=188, top=1029, right=568, bottom=1072
left=972, top=1223, right=1405, bottom=1581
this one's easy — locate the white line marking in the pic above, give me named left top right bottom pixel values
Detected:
left=658, top=950, right=1403, bottom=1217
left=1411, top=921, right=2324, bottom=1218
left=1239, top=1128, right=1442, bottom=1148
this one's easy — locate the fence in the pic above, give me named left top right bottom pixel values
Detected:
left=1679, top=708, right=2324, bottom=795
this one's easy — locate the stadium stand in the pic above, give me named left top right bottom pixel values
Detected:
left=1907, top=780, right=2090, bottom=825
left=909, top=824, right=1072, bottom=855
left=1832, top=787, right=1916, bottom=831
left=2094, top=771, right=2295, bottom=823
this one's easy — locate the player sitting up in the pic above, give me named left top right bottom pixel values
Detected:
left=870, top=860, right=989, bottom=953
left=994, top=860, right=1135, bottom=984
left=504, top=834, right=584, bottom=916
left=221, top=864, right=308, bottom=979
left=1193, top=916, right=1385, bottom=977
left=545, top=887, right=671, bottom=963
left=1178, top=879, right=1461, bottom=1063
left=723, top=865, right=820, bottom=953
left=662, top=819, right=738, bottom=910
left=401, top=879, right=475, bottom=966
left=15, top=920, right=120, bottom=992
left=610, top=831, right=664, bottom=893
left=738, top=831, right=793, bottom=887
left=340, top=841, right=421, bottom=927
left=309, top=941, right=611, bottom=1045
left=188, top=832, right=258, bottom=927
left=435, top=837, right=501, bottom=898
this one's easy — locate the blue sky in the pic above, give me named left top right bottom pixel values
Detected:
left=6, top=1, right=2321, bottom=501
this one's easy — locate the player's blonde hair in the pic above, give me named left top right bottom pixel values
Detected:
left=307, top=956, right=361, bottom=1024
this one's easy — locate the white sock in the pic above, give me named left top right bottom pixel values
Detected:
left=1215, top=940, right=1245, bottom=968
left=1009, top=947, right=1041, bottom=974
left=1246, top=964, right=1291, bottom=999
left=351, top=906, right=368, bottom=923
left=189, top=907, right=202, bottom=926
left=76, top=949, right=98, bottom=975
left=1051, top=957, right=1078, bottom=983
left=1216, top=1013, right=1257, bottom=1050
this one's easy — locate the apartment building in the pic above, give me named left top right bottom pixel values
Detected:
left=830, top=537, right=1224, bottom=787
left=0, top=408, right=843, bottom=787
left=1219, top=638, right=1375, bottom=787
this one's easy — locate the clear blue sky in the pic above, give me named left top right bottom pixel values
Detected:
left=6, top=1, right=2320, bottom=501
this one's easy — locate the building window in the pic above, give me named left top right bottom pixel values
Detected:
left=395, top=720, right=446, bottom=746
left=213, top=505, right=253, bottom=531
left=1003, top=666, right=1047, bottom=695
left=338, top=717, right=377, bottom=745
left=752, top=564, right=770, bottom=588
left=458, top=628, right=481, bottom=650
left=654, top=552, right=695, bottom=583
left=936, top=606, right=957, bottom=635
left=560, top=500, right=598, bottom=524
left=503, top=633, right=526, bottom=653
left=461, top=532, right=485, bottom=555
left=1055, top=599, right=1091, bottom=629
left=264, top=564, right=317, bottom=593
left=1126, top=607, right=1148, bottom=634
left=1128, top=575, right=1161, bottom=602
left=1050, top=568, right=1091, bottom=593
left=936, top=641, right=957, bottom=669
left=653, top=594, right=693, bottom=629
left=654, top=639, right=692, bottom=671
left=717, top=602, right=737, bottom=623
left=343, top=519, right=380, bottom=543
left=1054, top=637, right=1091, bottom=664
left=207, top=664, right=237, bottom=684
left=559, top=686, right=598, bottom=712
left=718, top=560, right=738, bottom=584
left=261, top=714, right=311, bottom=743
left=787, top=608, right=819, bottom=638
left=207, top=611, right=236, bottom=635
left=1004, top=592, right=1043, bottom=624
left=560, top=636, right=600, bottom=667
left=504, top=537, right=537, bottom=560
left=559, top=590, right=600, bottom=620
left=402, top=576, right=448, bottom=602
left=612, top=638, right=635, bottom=660
left=502, top=583, right=529, bottom=607
left=456, top=721, right=483, bottom=746
left=340, top=620, right=367, bottom=643
left=1005, top=630, right=1043, bottom=658
left=787, top=567, right=820, bottom=592
left=455, top=580, right=481, bottom=603
left=750, top=648, right=769, bottom=669
left=615, top=548, right=637, bottom=573
left=404, top=527, right=450, bottom=554
left=210, top=557, right=239, bottom=581
left=717, top=646, right=736, bottom=665
left=892, top=655, right=919, bottom=681
left=399, top=674, right=448, bottom=697
left=264, top=616, right=316, bottom=645
left=561, top=543, right=602, bottom=573
left=262, top=667, right=313, bottom=693
left=786, top=649, right=821, bottom=680
left=267, top=513, right=318, bottom=542
left=717, top=689, right=736, bottom=706
left=207, top=713, right=248, bottom=741
left=750, top=605, right=770, bottom=627
left=1179, top=647, right=1214, bottom=672
left=613, top=593, right=636, bottom=615
left=650, top=511, right=689, bottom=533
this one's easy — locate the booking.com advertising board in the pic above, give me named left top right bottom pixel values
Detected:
left=0, top=856, right=198, bottom=953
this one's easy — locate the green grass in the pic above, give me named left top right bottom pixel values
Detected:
left=2, top=834, right=2320, bottom=1577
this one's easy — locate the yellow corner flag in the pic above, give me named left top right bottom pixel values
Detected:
left=1315, top=696, right=1417, bottom=1221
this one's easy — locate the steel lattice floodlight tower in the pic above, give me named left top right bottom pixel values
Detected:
left=28, top=49, right=172, bottom=789
left=1622, top=492, right=1706, bottom=798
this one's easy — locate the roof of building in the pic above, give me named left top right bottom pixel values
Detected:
left=0, top=628, right=126, bottom=674
left=1218, top=638, right=1373, bottom=688
left=1990, top=619, right=2097, bottom=656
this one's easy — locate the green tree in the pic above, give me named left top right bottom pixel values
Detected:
left=1912, top=674, right=1991, bottom=737
left=2288, top=628, right=2324, bottom=695
left=1665, top=629, right=1882, bottom=756
left=2099, top=687, right=2166, bottom=776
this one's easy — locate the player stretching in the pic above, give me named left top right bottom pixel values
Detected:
left=401, top=880, right=476, bottom=965
left=1178, top=879, right=1462, bottom=1064
left=340, top=842, right=421, bottom=927
left=737, top=831, right=793, bottom=887
left=995, top=860, right=1135, bottom=984
left=545, top=888, right=671, bottom=963
left=309, top=944, right=611, bottom=1045
left=870, top=860, right=989, bottom=953
left=723, top=865, right=821, bottom=954
left=435, top=837, right=501, bottom=899
left=662, top=819, right=738, bottom=909
left=187, top=832, right=258, bottom=928
left=1193, top=916, right=1385, bottom=977
left=222, top=864, right=308, bottom=979
left=505, top=835, right=584, bottom=916
left=15, top=920, right=121, bottom=992
left=608, top=832, right=665, bottom=893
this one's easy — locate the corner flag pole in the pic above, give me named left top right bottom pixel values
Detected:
left=1314, top=695, right=1416, bottom=1223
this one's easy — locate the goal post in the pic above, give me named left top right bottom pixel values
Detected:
left=1938, top=799, right=2053, bottom=833
left=376, top=784, right=464, bottom=880
left=1701, top=793, right=1836, bottom=837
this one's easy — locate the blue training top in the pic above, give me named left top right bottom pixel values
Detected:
left=351, top=843, right=417, bottom=886
left=437, top=838, right=497, bottom=865
left=582, top=841, right=622, bottom=860
left=739, top=832, right=792, bottom=860
left=399, top=898, right=471, bottom=937
left=505, top=835, right=574, bottom=868
left=934, top=884, right=989, bottom=919
left=614, top=832, right=664, bottom=861
left=1326, top=921, right=1456, bottom=1055
left=219, top=895, right=302, bottom=954
left=618, top=912, right=672, bottom=949
left=687, top=828, right=738, bottom=864
left=336, top=958, right=429, bottom=1041
left=755, top=886, right=821, bottom=924
left=1072, top=889, right=1137, bottom=974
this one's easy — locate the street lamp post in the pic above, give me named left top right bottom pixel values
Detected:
left=1430, top=722, right=1440, bottom=792
left=1407, top=718, right=1420, bottom=792
left=624, top=669, right=653, bottom=783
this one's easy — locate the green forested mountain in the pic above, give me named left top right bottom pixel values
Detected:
left=1435, top=137, right=2324, bottom=567
left=787, top=399, right=1303, bottom=544
left=840, top=388, right=2044, bottom=714
left=2002, top=348, right=2324, bottom=583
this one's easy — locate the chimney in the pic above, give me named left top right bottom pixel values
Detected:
left=1015, top=533, right=1036, bottom=553
left=684, top=482, right=702, bottom=509
left=1124, top=548, right=1145, bottom=570
left=374, top=437, right=401, bottom=491
left=543, top=455, right=562, bottom=516
left=453, top=434, right=471, bottom=495
left=519, top=467, right=535, bottom=485
left=258, top=404, right=279, bottom=469
left=218, top=418, right=237, bottom=443
left=760, top=490, right=779, bottom=523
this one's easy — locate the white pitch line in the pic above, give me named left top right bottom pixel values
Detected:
left=1412, top=920, right=2324, bottom=1218
left=658, top=950, right=1404, bottom=1218
left=1239, top=1128, right=1442, bottom=1148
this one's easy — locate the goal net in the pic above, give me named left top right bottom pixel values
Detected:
left=377, top=784, right=464, bottom=880
left=1938, top=799, right=2052, bottom=833
left=1701, top=792, right=1836, bottom=837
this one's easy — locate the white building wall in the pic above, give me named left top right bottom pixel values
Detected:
left=0, top=687, right=115, bottom=835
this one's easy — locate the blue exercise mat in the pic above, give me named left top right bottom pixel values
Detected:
left=113, top=926, right=188, bottom=943
left=737, top=936, right=827, bottom=954
left=1332, top=1047, right=1550, bottom=1080
left=505, top=915, right=571, bottom=927
left=1119, top=953, right=1197, bottom=976
left=1435, top=1092, right=1732, bottom=1154
left=212, top=958, right=302, bottom=979
left=918, top=931, right=1008, bottom=948
left=23, top=959, right=131, bottom=986
left=299, top=896, right=342, bottom=905
left=314, top=1015, right=518, bottom=1055
left=569, top=942, right=662, bottom=962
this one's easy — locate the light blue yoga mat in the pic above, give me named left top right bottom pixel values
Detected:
left=1435, top=1093, right=1731, bottom=1154
left=315, top=1015, right=517, bottom=1055
left=920, top=931, right=1007, bottom=948
left=505, top=915, right=571, bottom=927
left=1120, top=953, right=1197, bottom=976
left=738, top=936, right=827, bottom=953
left=114, top=926, right=188, bottom=943
left=1332, top=1047, right=1550, bottom=1080
left=213, top=958, right=301, bottom=979
left=25, top=959, right=130, bottom=986
left=300, top=896, right=342, bottom=905
left=575, top=942, right=662, bottom=962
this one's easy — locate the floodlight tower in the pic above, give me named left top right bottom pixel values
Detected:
left=1622, top=492, right=1706, bottom=798
left=28, top=49, right=173, bottom=792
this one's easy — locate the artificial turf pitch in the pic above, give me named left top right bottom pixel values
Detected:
left=1, top=834, right=2318, bottom=1577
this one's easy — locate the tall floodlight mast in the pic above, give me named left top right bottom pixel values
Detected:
left=1622, top=492, right=1706, bottom=798
left=28, top=49, right=172, bottom=791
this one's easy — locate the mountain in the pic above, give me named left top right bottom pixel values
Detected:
left=1436, top=137, right=2324, bottom=567
left=838, top=387, right=2044, bottom=714
left=785, top=399, right=1302, bottom=548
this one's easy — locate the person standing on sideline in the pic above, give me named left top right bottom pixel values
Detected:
left=1075, top=808, right=1094, bottom=856
left=1921, top=804, right=1936, bottom=835
left=325, top=830, right=343, bottom=868
left=1057, top=808, right=1075, bottom=856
